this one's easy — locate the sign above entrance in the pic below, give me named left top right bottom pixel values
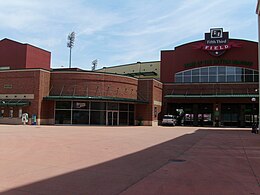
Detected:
left=194, top=28, right=241, bottom=57
left=205, top=28, right=229, bottom=45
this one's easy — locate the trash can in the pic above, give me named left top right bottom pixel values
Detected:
left=31, top=114, right=37, bottom=125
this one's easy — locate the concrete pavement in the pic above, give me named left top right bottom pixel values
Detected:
left=0, top=125, right=259, bottom=195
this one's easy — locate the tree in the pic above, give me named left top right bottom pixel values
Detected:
left=67, top=32, right=75, bottom=68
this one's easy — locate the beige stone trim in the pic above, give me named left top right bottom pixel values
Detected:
left=0, top=94, right=34, bottom=99
left=154, top=100, right=162, bottom=106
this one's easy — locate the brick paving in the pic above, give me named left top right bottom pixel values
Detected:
left=0, top=125, right=259, bottom=195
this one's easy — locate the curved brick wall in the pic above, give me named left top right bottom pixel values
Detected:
left=50, top=71, right=138, bottom=100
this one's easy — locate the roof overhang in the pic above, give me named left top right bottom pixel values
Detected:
left=44, top=96, right=148, bottom=104
left=0, top=100, right=30, bottom=106
left=124, top=71, right=157, bottom=77
left=165, top=94, right=259, bottom=98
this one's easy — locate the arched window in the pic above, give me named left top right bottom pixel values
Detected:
left=175, top=66, right=259, bottom=83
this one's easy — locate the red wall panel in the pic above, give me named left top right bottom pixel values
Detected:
left=26, top=45, right=51, bottom=70
left=0, top=39, right=27, bottom=69
left=0, top=39, right=51, bottom=70
left=161, top=39, right=258, bottom=83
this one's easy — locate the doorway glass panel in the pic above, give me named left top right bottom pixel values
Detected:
left=107, top=111, right=119, bottom=126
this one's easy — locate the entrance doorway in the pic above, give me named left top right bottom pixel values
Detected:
left=221, top=104, right=239, bottom=126
left=107, top=111, right=119, bottom=126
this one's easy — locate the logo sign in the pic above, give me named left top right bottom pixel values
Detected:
left=205, top=28, right=229, bottom=46
left=210, top=28, right=225, bottom=40
left=194, top=28, right=241, bottom=57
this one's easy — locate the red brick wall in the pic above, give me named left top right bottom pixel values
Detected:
left=0, top=69, right=51, bottom=122
left=152, top=80, right=163, bottom=121
left=41, top=100, right=55, bottom=120
left=37, top=71, right=51, bottom=120
left=160, top=50, right=175, bottom=83
left=0, top=70, right=38, bottom=94
left=26, top=45, right=51, bottom=70
left=136, top=79, right=162, bottom=125
left=136, top=80, right=152, bottom=122
left=50, top=72, right=138, bottom=99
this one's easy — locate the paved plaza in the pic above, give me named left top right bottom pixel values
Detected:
left=0, top=125, right=260, bottom=195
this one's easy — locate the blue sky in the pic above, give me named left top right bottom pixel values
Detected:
left=0, top=0, right=258, bottom=70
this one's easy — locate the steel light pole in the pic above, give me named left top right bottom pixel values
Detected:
left=137, top=61, right=141, bottom=78
left=67, top=32, right=75, bottom=68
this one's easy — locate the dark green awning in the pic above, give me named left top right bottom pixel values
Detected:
left=0, top=100, right=30, bottom=106
left=44, top=96, right=148, bottom=104
left=165, top=94, right=259, bottom=98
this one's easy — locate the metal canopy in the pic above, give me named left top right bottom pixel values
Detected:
left=165, top=94, right=259, bottom=98
left=0, top=100, right=30, bottom=106
left=44, top=96, right=148, bottom=104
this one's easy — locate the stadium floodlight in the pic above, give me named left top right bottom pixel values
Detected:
left=67, top=32, right=76, bottom=68
left=92, top=59, right=98, bottom=71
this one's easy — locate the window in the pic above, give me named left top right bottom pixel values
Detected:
left=55, top=101, right=135, bottom=126
left=107, top=102, right=118, bottom=110
left=129, top=104, right=134, bottom=111
left=90, top=111, right=106, bottom=125
left=175, top=66, right=258, bottom=83
left=55, top=110, right=71, bottom=124
left=201, top=68, right=208, bottom=76
left=192, top=69, right=199, bottom=82
left=119, top=103, right=128, bottom=111
left=56, top=101, right=71, bottom=109
left=175, top=73, right=183, bottom=83
left=91, top=102, right=106, bottom=110
left=184, top=70, right=192, bottom=83
left=72, top=111, right=89, bottom=124
left=73, top=102, right=89, bottom=109
left=218, top=67, right=226, bottom=75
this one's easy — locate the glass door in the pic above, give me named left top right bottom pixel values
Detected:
left=107, top=111, right=119, bottom=126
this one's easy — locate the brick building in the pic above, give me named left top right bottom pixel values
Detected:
left=0, top=27, right=258, bottom=128
left=161, top=28, right=258, bottom=127
left=0, top=39, right=162, bottom=126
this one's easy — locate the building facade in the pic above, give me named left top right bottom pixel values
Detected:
left=161, top=28, right=258, bottom=127
left=0, top=27, right=258, bottom=127
left=0, top=39, right=162, bottom=126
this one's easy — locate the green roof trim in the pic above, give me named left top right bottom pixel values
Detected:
left=165, top=94, right=259, bottom=98
left=44, top=96, right=148, bottom=104
left=0, top=100, right=30, bottom=107
left=124, top=71, right=158, bottom=77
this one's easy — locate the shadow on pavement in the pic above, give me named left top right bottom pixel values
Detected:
left=1, top=129, right=260, bottom=195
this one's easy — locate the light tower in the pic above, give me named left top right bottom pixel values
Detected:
left=67, top=32, right=75, bottom=68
